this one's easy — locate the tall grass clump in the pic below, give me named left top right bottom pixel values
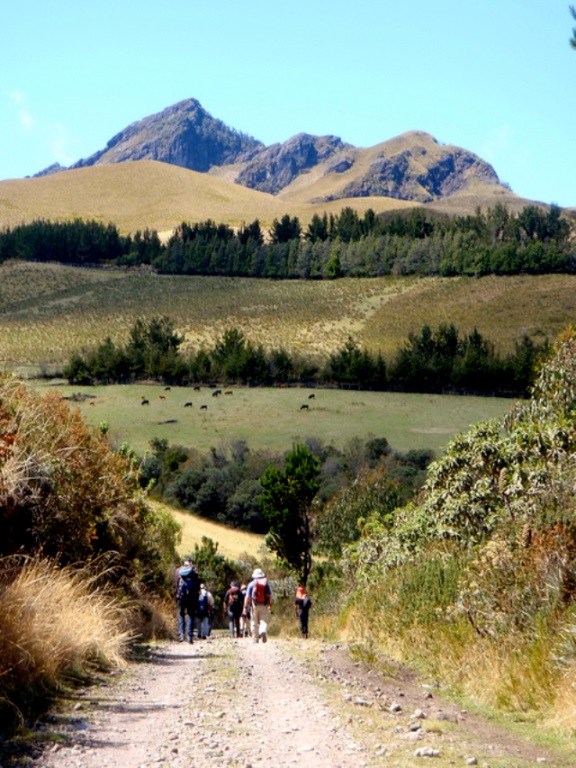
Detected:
left=0, top=557, right=129, bottom=729
left=342, top=329, right=576, bottom=736
left=0, top=375, right=181, bottom=729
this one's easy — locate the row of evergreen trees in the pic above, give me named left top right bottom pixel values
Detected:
left=0, top=203, right=573, bottom=278
left=63, top=318, right=547, bottom=397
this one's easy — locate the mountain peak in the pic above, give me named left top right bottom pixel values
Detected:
left=67, top=98, right=263, bottom=174
left=34, top=99, right=505, bottom=204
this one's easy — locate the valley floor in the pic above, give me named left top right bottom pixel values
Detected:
left=22, top=633, right=573, bottom=768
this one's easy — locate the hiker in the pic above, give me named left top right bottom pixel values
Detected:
left=224, top=580, right=244, bottom=637
left=294, top=584, right=312, bottom=638
left=176, top=559, right=200, bottom=643
left=244, top=567, right=272, bottom=643
left=240, top=582, right=250, bottom=637
left=197, top=582, right=214, bottom=639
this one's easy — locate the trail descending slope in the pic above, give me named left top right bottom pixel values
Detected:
left=34, top=636, right=571, bottom=768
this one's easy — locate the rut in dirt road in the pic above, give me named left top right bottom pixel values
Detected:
left=33, top=634, right=571, bottom=768
left=35, top=636, right=364, bottom=768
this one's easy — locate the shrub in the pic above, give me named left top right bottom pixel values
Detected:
left=0, top=376, right=179, bottom=598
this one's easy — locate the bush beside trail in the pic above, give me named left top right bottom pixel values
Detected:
left=342, top=329, right=576, bottom=734
left=0, top=377, right=180, bottom=730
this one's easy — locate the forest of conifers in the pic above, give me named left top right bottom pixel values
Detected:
left=64, top=319, right=546, bottom=397
left=0, top=203, right=573, bottom=278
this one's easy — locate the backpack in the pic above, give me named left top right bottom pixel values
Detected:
left=252, top=577, right=268, bottom=605
left=197, top=589, right=209, bottom=615
left=178, top=568, right=199, bottom=606
left=228, top=586, right=242, bottom=614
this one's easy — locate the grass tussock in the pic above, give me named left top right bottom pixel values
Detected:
left=0, top=557, right=130, bottom=727
left=344, top=574, right=576, bottom=736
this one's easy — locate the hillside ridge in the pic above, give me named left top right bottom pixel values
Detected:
left=34, top=97, right=504, bottom=205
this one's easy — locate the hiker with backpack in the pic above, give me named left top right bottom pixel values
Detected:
left=176, top=559, right=200, bottom=643
left=224, top=580, right=244, bottom=638
left=294, top=584, right=312, bottom=639
left=240, top=582, right=250, bottom=637
left=244, top=567, right=272, bottom=643
left=197, top=583, right=214, bottom=640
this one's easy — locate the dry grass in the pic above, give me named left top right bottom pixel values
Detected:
left=0, top=146, right=527, bottom=238
left=0, top=161, right=417, bottom=236
left=1, top=265, right=575, bottom=373
left=154, top=501, right=265, bottom=561
left=345, top=593, right=576, bottom=739
left=0, top=557, right=130, bottom=723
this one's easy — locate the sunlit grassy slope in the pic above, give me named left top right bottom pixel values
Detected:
left=157, top=501, right=265, bottom=561
left=0, top=152, right=530, bottom=238
left=0, top=160, right=415, bottom=236
left=2, top=263, right=575, bottom=375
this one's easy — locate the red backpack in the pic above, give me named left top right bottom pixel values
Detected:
left=252, top=577, right=268, bottom=604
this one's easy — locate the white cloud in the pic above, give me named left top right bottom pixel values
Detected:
left=9, top=89, right=34, bottom=131
left=50, top=123, right=75, bottom=167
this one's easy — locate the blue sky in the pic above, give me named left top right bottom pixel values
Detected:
left=2, top=1, right=574, bottom=207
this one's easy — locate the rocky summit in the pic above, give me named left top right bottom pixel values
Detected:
left=35, top=98, right=503, bottom=204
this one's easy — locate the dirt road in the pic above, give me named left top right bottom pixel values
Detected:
left=31, top=633, right=571, bottom=768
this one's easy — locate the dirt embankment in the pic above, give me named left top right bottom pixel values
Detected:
left=16, top=634, right=573, bottom=768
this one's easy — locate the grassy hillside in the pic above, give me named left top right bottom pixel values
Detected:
left=34, top=381, right=513, bottom=456
left=1, top=263, right=575, bottom=375
left=160, top=502, right=265, bottom=561
left=0, top=155, right=532, bottom=239
left=0, top=160, right=415, bottom=237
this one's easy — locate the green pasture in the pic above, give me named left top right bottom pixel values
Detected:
left=35, top=381, right=514, bottom=457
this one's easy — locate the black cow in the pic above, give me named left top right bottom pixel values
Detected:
left=300, top=404, right=309, bottom=410
left=184, top=402, right=193, bottom=408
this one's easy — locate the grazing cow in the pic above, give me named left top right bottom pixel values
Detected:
left=225, top=390, right=233, bottom=395
left=164, top=386, right=171, bottom=391
left=200, top=404, right=208, bottom=410
left=212, top=389, right=222, bottom=397
left=89, top=401, right=96, bottom=406
left=308, top=393, right=315, bottom=399
left=194, top=386, right=201, bottom=392
left=184, top=402, right=193, bottom=408
left=159, top=395, right=166, bottom=400
left=300, top=404, right=309, bottom=410
left=141, top=399, right=150, bottom=405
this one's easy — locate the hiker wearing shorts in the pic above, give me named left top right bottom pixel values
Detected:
left=244, top=567, right=272, bottom=643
